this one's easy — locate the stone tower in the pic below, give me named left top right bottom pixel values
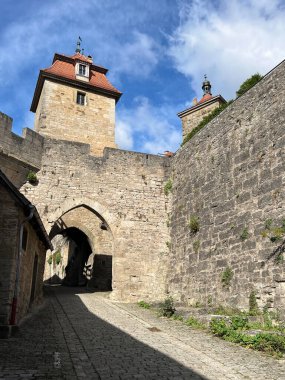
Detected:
left=178, top=76, right=226, bottom=140
left=30, top=46, right=122, bottom=156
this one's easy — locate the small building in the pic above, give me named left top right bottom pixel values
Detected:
left=178, top=76, right=226, bottom=140
left=0, top=170, right=52, bottom=338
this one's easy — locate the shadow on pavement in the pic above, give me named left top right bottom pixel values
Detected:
left=0, top=285, right=209, bottom=380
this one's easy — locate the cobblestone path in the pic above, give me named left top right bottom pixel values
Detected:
left=0, top=287, right=285, bottom=379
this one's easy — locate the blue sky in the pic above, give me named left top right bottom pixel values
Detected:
left=1, top=0, right=285, bottom=154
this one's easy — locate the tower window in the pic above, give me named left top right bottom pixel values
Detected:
left=76, top=92, right=86, bottom=105
left=78, top=64, right=87, bottom=76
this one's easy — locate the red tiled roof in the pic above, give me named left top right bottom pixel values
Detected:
left=70, top=52, right=93, bottom=63
left=44, top=53, right=121, bottom=95
left=31, top=53, right=122, bottom=112
left=197, top=93, right=213, bottom=104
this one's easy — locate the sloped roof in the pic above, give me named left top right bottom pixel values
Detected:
left=31, top=53, right=122, bottom=112
left=177, top=94, right=226, bottom=118
left=0, top=170, right=53, bottom=250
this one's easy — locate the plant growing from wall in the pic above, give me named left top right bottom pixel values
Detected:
left=221, top=266, right=233, bottom=288
left=240, top=227, right=249, bottom=241
left=249, top=290, right=259, bottom=316
left=182, top=102, right=231, bottom=146
left=236, top=73, right=263, bottom=97
left=27, top=171, right=38, bottom=184
left=261, top=218, right=285, bottom=243
left=188, top=215, right=200, bottom=233
left=181, top=73, right=263, bottom=147
left=164, top=179, right=173, bottom=196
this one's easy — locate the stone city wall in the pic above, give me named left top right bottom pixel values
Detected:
left=169, top=60, right=285, bottom=314
left=21, top=139, right=172, bottom=302
left=0, top=112, right=44, bottom=187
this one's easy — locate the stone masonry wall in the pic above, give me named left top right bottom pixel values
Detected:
left=21, top=140, right=171, bottom=302
left=0, top=185, right=46, bottom=326
left=0, top=112, right=44, bottom=187
left=169, top=60, right=285, bottom=314
left=181, top=99, right=223, bottom=140
left=34, top=80, right=116, bottom=156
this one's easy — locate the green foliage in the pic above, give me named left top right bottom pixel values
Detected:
left=27, top=171, right=38, bottom=184
left=210, top=317, right=285, bottom=357
left=236, top=73, right=263, bottom=97
left=231, top=315, right=248, bottom=330
left=188, top=215, right=200, bottom=233
left=185, top=316, right=205, bottom=329
left=193, top=240, right=200, bottom=253
left=182, top=102, right=230, bottom=146
left=159, top=296, right=176, bottom=318
left=138, top=300, right=151, bottom=309
left=47, top=254, right=53, bottom=265
left=261, top=218, right=285, bottom=245
left=164, top=179, right=173, bottom=196
left=165, top=241, right=171, bottom=249
left=249, top=291, right=259, bottom=316
left=240, top=227, right=249, bottom=241
left=221, top=267, right=233, bottom=288
left=47, top=251, right=62, bottom=266
left=54, top=251, right=62, bottom=266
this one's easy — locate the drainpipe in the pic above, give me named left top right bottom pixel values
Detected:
left=10, top=205, right=35, bottom=325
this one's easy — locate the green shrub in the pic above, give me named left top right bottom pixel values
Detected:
left=221, top=267, right=233, bottom=288
left=236, top=73, right=263, bottom=97
left=164, top=179, right=173, bottom=196
left=231, top=315, right=248, bottom=330
left=188, top=215, right=200, bottom=233
left=27, top=171, right=38, bottom=184
left=210, top=317, right=285, bottom=357
left=138, top=300, right=151, bottom=309
left=210, top=318, right=229, bottom=336
left=159, top=296, right=176, bottom=317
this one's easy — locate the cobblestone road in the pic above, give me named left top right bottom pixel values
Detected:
left=0, top=286, right=285, bottom=379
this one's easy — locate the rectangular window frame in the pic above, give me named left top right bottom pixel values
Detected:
left=76, top=91, right=86, bottom=106
left=78, top=64, right=86, bottom=76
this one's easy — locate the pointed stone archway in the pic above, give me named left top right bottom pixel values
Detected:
left=45, top=205, right=114, bottom=291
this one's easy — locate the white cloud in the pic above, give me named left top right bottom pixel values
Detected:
left=169, top=0, right=285, bottom=100
left=107, top=32, right=159, bottom=82
left=116, top=96, right=181, bottom=154
left=0, top=1, right=161, bottom=86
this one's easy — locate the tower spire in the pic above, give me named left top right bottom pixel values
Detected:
left=75, top=37, right=82, bottom=53
left=202, top=74, right=212, bottom=95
